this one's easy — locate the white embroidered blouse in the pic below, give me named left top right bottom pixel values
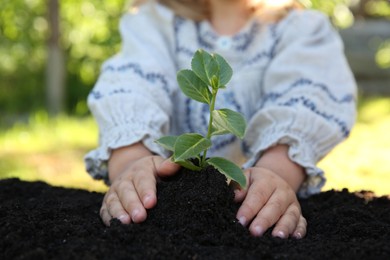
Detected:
left=84, top=1, right=357, bottom=197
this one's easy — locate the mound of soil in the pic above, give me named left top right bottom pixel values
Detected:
left=1, top=167, right=390, bottom=259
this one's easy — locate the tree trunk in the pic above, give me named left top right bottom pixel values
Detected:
left=352, top=0, right=370, bottom=18
left=46, top=0, right=65, bottom=115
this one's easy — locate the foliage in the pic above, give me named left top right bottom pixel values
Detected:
left=302, top=0, right=355, bottom=28
left=0, top=0, right=128, bottom=116
left=376, top=40, right=390, bottom=69
left=0, top=0, right=47, bottom=113
left=156, top=49, right=247, bottom=188
left=364, top=0, right=390, bottom=17
left=303, top=0, right=390, bottom=28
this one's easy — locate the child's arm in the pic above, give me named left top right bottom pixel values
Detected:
left=242, top=10, right=357, bottom=205
left=100, top=142, right=180, bottom=226
left=84, top=3, right=177, bottom=190
left=234, top=144, right=307, bottom=239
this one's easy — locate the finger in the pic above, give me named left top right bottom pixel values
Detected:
left=116, top=181, right=147, bottom=223
left=132, top=163, right=158, bottom=209
left=233, top=188, right=247, bottom=203
left=100, top=204, right=112, bottom=226
left=271, top=204, right=301, bottom=239
left=248, top=189, right=289, bottom=237
left=229, top=177, right=248, bottom=203
left=292, top=215, right=307, bottom=239
left=103, top=192, right=131, bottom=225
left=156, top=157, right=180, bottom=177
left=236, top=170, right=274, bottom=227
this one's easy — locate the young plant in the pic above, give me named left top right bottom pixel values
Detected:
left=155, top=49, right=247, bottom=188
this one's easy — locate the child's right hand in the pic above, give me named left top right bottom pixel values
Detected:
left=100, top=143, right=180, bottom=226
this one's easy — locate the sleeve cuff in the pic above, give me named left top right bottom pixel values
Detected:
left=84, top=124, right=170, bottom=185
left=242, top=128, right=326, bottom=198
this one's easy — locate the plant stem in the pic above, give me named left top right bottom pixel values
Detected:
left=201, top=89, right=218, bottom=166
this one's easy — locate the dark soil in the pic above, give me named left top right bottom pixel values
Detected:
left=1, top=167, right=390, bottom=260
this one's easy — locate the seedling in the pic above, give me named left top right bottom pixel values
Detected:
left=155, top=49, right=247, bottom=188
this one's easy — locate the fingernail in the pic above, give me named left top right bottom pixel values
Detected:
left=118, top=214, right=129, bottom=223
left=293, top=232, right=302, bottom=239
left=238, top=216, right=247, bottom=226
left=275, top=230, right=286, bottom=239
left=253, top=226, right=264, bottom=236
left=143, top=195, right=152, bottom=205
left=131, top=209, right=140, bottom=221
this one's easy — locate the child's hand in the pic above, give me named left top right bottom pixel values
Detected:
left=100, top=144, right=180, bottom=226
left=233, top=145, right=307, bottom=239
left=234, top=166, right=307, bottom=239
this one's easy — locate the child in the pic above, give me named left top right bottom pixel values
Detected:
left=85, top=0, right=357, bottom=239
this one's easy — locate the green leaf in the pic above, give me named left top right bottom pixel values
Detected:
left=214, top=53, right=233, bottom=86
left=207, top=157, right=246, bottom=188
left=212, top=109, right=247, bottom=139
left=173, top=133, right=212, bottom=161
left=211, top=75, right=219, bottom=91
left=177, top=69, right=212, bottom=104
left=175, top=159, right=202, bottom=171
left=210, top=125, right=230, bottom=136
left=191, top=49, right=219, bottom=86
left=155, top=135, right=178, bottom=152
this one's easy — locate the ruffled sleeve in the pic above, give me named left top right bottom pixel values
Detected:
left=84, top=2, right=178, bottom=182
left=243, top=10, right=357, bottom=197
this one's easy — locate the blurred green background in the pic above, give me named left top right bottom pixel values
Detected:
left=0, top=0, right=389, bottom=195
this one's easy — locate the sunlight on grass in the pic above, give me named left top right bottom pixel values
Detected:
left=0, top=113, right=107, bottom=193
left=1, top=98, right=389, bottom=196
left=319, top=97, right=390, bottom=196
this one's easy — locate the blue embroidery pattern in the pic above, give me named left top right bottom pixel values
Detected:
left=241, top=26, right=280, bottom=67
left=268, top=24, right=279, bottom=39
left=89, top=63, right=171, bottom=100
left=174, top=17, right=195, bottom=57
left=195, top=23, right=214, bottom=50
left=242, top=49, right=273, bottom=67
left=279, top=96, right=351, bottom=137
left=220, top=91, right=242, bottom=112
left=242, top=140, right=251, bottom=155
left=234, top=22, right=260, bottom=52
left=174, top=17, right=261, bottom=57
left=185, top=97, right=196, bottom=133
left=261, top=78, right=354, bottom=137
left=173, top=15, right=279, bottom=71
left=90, top=90, right=102, bottom=99
left=262, top=78, right=355, bottom=105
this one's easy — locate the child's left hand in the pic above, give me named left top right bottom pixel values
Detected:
left=233, top=166, right=307, bottom=239
left=235, top=145, right=307, bottom=238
